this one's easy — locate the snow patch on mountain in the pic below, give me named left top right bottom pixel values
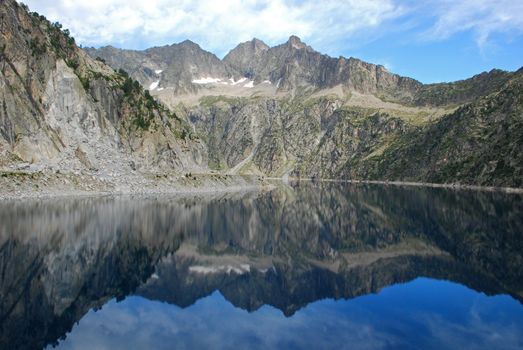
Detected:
left=192, top=76, right=255, bottom=88
left=231, top=77, right=247, bottom=85
left=192, top=77, right=222, bottom=84
left=149, top=80, right=160, bottom=90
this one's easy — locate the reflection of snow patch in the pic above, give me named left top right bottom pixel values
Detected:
left=192, top=77, right=222, bottom=84
left=189, top=264, right=251, bottom=275
left=244, top=81, right=254, bottom=88
left=149, top=80, right=160, bottom=90
left=155, top=69, right=163, bottom=74
left=151, top=273, right=159, bottom=279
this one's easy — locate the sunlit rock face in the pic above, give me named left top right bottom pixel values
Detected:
left=1, top=183, right=522, bottom=348
left=0, top=0, right=207, bottom=174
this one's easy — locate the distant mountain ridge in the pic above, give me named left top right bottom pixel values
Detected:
left=87, top=36, right=515, bottom=107
left=87, top=35, right=424, bottom=101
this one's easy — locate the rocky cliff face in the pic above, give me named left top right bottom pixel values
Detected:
left=184, top=96, right=333, bottom=175
left=0, top=0, right=207, bottom=175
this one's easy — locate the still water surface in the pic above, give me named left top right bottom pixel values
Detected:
left=0, top=182, right=522, bottom=349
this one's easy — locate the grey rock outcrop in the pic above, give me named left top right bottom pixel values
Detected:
left=184, top=96, right=407, bottom=177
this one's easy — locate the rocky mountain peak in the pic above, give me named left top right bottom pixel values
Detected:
left=222, top=38, right=270, bottom=78
left=286, top=35, right=306, bottom=50
left=250, top=38, right=270, bottom=51
left=178, top=39, right=202, bottom=50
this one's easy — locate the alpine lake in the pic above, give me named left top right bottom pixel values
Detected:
left=1, top=181, right=522, bottom=349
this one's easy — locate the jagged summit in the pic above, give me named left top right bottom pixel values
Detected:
left=286, top=35, right=307, bottom=49
left=251, top=37, right=269, bottom=46
left=86, top=38, right=236, bottom=94
left=176, top=39, right=206, bottom=51
left=179, top=39, right=198, bottom=45
left=222, top=38, right=269, bottom=78
left=238, top=37, right=270, bottom=51
left=87, top=33, right=422, bottom=96
left=86, top=33, right=520, bottom=107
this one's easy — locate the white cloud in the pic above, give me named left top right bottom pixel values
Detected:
left=421, top=0, right=523, bottom=48
left=20, top=0, right=403, bottom=55
left=18, top=0, right=523, bottom=55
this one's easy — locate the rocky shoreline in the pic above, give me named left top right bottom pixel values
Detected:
left=317, top=179, right=523, bottom=194
left=0, top=171, right=271, bottom=201
left=1, top=169, right=522, bottom=201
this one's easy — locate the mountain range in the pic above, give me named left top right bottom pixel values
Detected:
left=1, top=0, right=522, bottom=188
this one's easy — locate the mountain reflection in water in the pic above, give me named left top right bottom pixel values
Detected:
left=0, top=182, right=522, bottom=349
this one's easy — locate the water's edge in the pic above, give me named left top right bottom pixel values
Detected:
left=1, top=171, right=522, bottom=201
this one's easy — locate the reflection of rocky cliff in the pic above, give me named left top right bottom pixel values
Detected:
left=137, top=183, right=523, bottom=315
left=0, top=198, right=184, bottom=350
left=0, top=184, right=522, bottom=348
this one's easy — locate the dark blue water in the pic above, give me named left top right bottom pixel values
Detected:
left=0, top=182, right=522, bottom=349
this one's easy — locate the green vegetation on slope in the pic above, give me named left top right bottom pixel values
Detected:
left=348, top=70, right=523, bottom=187
left=414, top=69, right=514, bottom=107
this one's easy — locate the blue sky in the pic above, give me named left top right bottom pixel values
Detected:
left=21, top=0, right=523, bottom=83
